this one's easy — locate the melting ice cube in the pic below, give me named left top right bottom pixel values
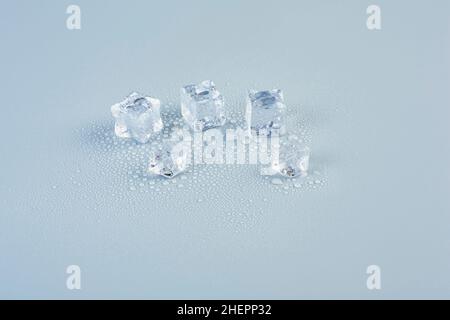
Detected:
left=148, top=140, right=190, bottom=179
left=246, top=89, right=287, bottom=136
left=181, top=80, right=226, bottom=132
left=111, top=92, right=163, bottom=143
left=272, top=138, right=310, bottom=178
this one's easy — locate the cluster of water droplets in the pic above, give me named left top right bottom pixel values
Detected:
left=69, top=95, right=328, bottom=228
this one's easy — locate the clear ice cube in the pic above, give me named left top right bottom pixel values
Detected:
left=181, top=80, right=226, bottom=132
left=111, top=92, right=163, bottom=143
left=272, top=138, right=310, bottom=178
left=148, top=140, right=190, bottom=179
left=246, top=89, right=287, bottom=136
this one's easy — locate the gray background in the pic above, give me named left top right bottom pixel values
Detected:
left=1, top=0, right=449, bottom=299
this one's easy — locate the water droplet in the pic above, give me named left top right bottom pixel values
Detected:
left=271, top=178, right=283, bottom=186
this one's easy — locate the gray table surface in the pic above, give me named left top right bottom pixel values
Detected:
left=1, top=0, right=449, bottom=299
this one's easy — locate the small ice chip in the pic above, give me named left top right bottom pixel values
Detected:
left=246, top=89, right=287, bottom=136
left=111, top=92, right=163, bottom=143
left=272, top=139, right=310, bottom=178
left=148, top=140, right=190, bottom=179
left=181, top=80, right=226, bottom=132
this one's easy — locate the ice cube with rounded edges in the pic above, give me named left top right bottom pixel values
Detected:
left=246, top=89, right=287, bottom=136
left=111, top=92, right=163, bottom=143
left=181, top=80, right=226, bottom=132
left=148, top=140, right=190, bottom=179
left=272, top=138, right=310, bottom=178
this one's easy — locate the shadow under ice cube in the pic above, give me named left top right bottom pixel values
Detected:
left=111, top=92, right=163, bottom=144
left=246, top=89, right=287, bottom=136
left=181, top=80, right=226, bottom=132
left=148, top=141, right=189, bottom=179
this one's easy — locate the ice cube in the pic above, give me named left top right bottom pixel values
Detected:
left=272, top=139, right=310, bottom=178
left=246, top=89, right=286, bottom=136
left=181, top=80, right=226, bottom=132
left=148, top=140, right=190, bottom=178
left=111, top=92, right=163, bottom=143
